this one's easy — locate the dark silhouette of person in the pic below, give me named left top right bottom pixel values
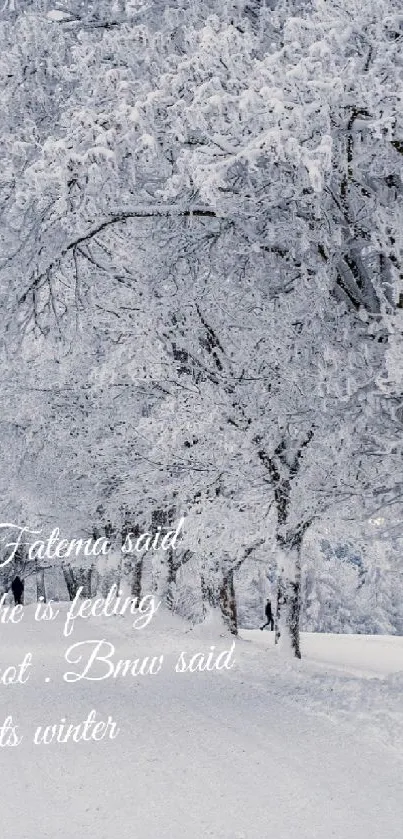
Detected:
left=11, top=576, right=24, bottom=606
left=260, top=598, right=274, bottom=631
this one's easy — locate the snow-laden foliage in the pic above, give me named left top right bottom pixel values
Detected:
left=0, top=0, right=402, bottom=653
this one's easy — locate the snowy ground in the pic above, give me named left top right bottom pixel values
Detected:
left=1, top=605, right=402, bottom=839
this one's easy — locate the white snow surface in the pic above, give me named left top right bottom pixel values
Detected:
left=0, top=605, right=402, bottom=839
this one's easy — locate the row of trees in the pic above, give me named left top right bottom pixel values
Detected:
left=3, top=514, right=403, bottom=639
left=0, top=0, right=402, bottom=655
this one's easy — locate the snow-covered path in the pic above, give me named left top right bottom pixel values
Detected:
left=1, top=609, right=402, bottom=839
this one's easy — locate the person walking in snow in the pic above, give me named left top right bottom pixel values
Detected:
left=260, top=598, right=274, bottom=631
left=11, top=576, right=24, bottom=606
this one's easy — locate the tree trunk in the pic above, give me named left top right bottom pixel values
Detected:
left=62, top=563, right=78, bottom=601
left=275, top=537, right=302, bottom=659
left=274, top=578, right=284, bottom=646
left=115, top=555, right=123, bottom=593
left=131, top=559, right=143, bottom=600
left=150, top=506, right=176, bottom=596
left=200, top=572, right=217, bottom=616
left=255, top=431, right=313, bottom=658
left=80, top=568, right=92, bottom=598
left=166, top=549, right=192, bottom=611
left=219, top=569, right=238, bottom=636
left=89, top=564, right=99, bottom=597
left=166, top=549, right=176, bottom=610
left=36, top=564, right=46, bottom=603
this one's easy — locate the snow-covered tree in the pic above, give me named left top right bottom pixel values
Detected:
left=0, top=0, right=402, bottom=654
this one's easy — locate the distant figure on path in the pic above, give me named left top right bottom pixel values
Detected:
left=260, top=599, right=274, bottom=631
left=11, top=576, right=24, bottom=606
